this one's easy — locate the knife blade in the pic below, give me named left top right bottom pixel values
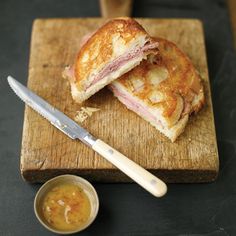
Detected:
left=7, top=76, right=96, bottom=146
left=8, top=76, right=167, bottom=197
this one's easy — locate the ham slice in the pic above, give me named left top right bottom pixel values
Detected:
left=109, top=84, right=164, bottom=129
left=64, top=42, right=159, bottom=91
left=86, top=42, right=159, bottom=90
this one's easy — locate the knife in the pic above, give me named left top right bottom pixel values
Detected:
left=8, top=76, right=167, bottom=197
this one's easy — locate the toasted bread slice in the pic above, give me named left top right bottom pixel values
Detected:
left=109, top=38, right=204, bottom=142
left=63, top=18, right=159, bottom=103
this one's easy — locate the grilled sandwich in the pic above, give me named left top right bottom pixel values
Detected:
left=109, top=38, right=204, bottom=142
left=63, top=18, right=159, bottom=103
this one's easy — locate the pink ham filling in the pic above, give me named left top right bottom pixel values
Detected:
left=86, top=42, right=159, bottom=90
left=110, top=84, right=164, bottom=129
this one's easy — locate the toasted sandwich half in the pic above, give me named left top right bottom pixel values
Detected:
left=63, top=18, right=159, bottom=103
left=109, top=38, right=204, bottom=142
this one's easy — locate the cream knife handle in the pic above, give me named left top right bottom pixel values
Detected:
left=92, top=139, right=167, bottom=197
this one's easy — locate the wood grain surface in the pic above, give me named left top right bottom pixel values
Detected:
left=21, top=18, right=219, bottom=183
left=100, top=0, right=133, bottom=17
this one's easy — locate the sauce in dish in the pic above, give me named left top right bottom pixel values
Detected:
left=42, top=183, right=91, bottom=231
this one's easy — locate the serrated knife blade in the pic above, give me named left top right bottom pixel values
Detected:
left=8, top=75, right=167, bottom=197
left=7, top=76, right=96, bottom=146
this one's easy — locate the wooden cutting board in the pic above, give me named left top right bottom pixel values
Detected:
left=21, top=18, right=219, bottom=183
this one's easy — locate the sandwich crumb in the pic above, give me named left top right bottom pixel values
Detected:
left=74, top=107, right=100, bottom=123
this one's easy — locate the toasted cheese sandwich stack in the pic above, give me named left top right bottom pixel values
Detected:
left=63, top=18, right=159, bottom=103
left=109, top=38, right=204, bottom=142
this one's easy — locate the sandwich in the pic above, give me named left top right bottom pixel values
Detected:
left=63, top=18, right=159, bottom=103
left=109, top=38, right=204, bottom=142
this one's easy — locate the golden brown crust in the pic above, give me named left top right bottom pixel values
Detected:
left=74, top=18, right=151, bottom=87
left=116, top=37, right=205, bottom=124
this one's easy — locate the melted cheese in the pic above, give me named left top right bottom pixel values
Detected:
left=148, top=67, right=168, bottom=85
left=112, top=34, right=147, bottom=57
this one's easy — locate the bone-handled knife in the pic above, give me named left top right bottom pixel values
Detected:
left=8, top=76, right=167, bottom=197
